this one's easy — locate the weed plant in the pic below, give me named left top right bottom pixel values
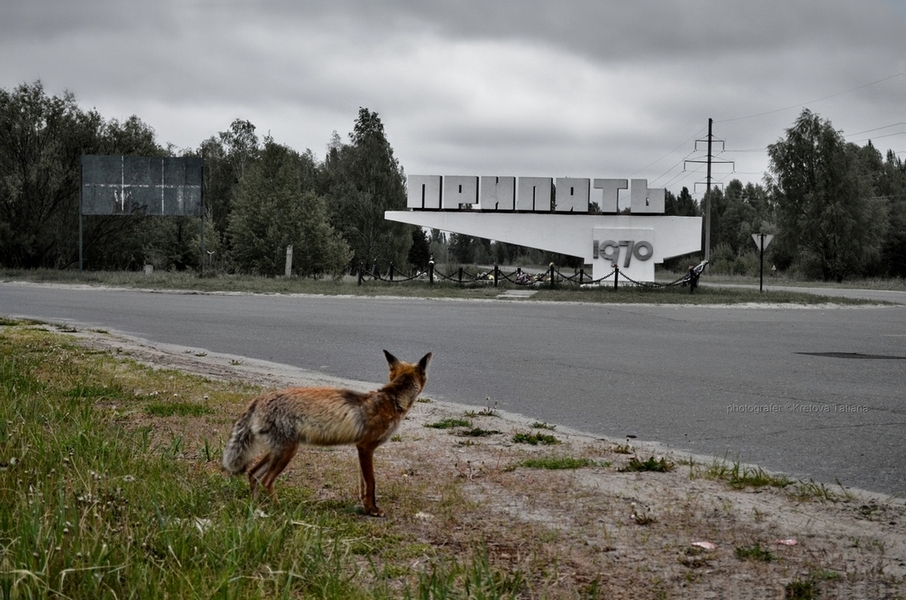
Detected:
left=424, top=418, right=471, bottom=430
left=734, top=543, right=775, bottom=562
left=456, top=427, right=501, bottom=438
left=511, top=432, right=560, bottom=446
left=465, top=400, right=500, bottom=418
left=517, top=456, right=602, bottom=470
left=620, top=456, right=675, bottom=473
left=785, top=578, right=820, bottom=599
left=144, top=402, right=214, bottom=417
left=530, top=422, right=556, bottom=431
left=705, top=459, right=792, bottom=489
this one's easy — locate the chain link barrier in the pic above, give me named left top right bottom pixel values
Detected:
left=356, top=260, right=708, bottom=291
left=608, top=260, right=708, bottom=291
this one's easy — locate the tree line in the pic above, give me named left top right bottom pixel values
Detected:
left=0, top=81, right=411, bottom=278
left=698, top=109, right=905, bottom=281
left=2, top=82, right=904, bottom=281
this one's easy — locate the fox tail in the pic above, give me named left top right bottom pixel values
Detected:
left=221, top=399, right=261, bottom=475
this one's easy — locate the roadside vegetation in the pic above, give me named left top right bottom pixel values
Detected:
left=0, top=267, right=895, bottom=306
left=3, top=321, right=904, bottom=598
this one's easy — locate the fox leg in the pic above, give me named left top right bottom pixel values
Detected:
left=259, top=442, right=299, bottom=502
left=356, top=444, right=383, bottom=517
left=247, top=454, right=272, bottom=499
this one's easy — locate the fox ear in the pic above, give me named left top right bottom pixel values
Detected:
left=383, top=349, right=399, bottom=366
left=418, top=352, right=432, bottom=371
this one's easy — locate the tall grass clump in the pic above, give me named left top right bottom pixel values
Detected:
left=412, top=545, right=526, bottom=599
left=705, top=458, right=792, bottom=490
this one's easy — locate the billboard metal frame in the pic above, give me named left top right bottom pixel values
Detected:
left=79, top=155, right=205, bottom=272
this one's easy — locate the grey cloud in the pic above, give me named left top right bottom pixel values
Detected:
left=1, top=0, right=904, bottom=191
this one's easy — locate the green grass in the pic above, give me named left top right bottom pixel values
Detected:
left=786, top=478, right=856, bottom=503
left=424, top=417, right=471, bottom=429
left=65, top=383, right=130, bottom=400
left=545, top=282, right=895, bottom=305
left=705, top=459, right=792, bottom=489
left=0, top=321, right=522, bottom=599
left=517, top=456, right=603, bottom=470
left=1, top=268, right=888, bottom=305
left=734, top=543, right=775, bottom=562
left=464, top=400, right=500, bottom=418
left=511, top=431, right=560, bottom=446
left=702, top=273, right=906, bottom=292
left=144, top=401, right=214, bottom=417
left=784, top=578, right=821, bottom=599
left=620, top=456, right=675, bottom=473
left=456, top=427, right=501, bottom=437
left=416, top=544, right=526, bottom=598
left=530, top=422, right=556, bottom=431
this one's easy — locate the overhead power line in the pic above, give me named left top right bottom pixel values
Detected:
left=683, top=119, right=735, bottom=270
left=633, top=127, right=707, bottom=182
left=847, top=122, right=906, bottom=137
left=715, top=73, right=906, bottom=124
left=652, top=72, right=906, bottom=195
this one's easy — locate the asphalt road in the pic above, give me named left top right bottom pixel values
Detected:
left=2, top=282, right=904, bottom=496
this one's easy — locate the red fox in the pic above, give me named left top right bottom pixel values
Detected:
left=222, top=350, right=432, bottom=516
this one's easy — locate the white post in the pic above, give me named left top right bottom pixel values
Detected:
left=284, top=245, right=293, bottom=278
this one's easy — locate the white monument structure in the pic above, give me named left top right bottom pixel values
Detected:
left=385, top=175, right=702, bottom=283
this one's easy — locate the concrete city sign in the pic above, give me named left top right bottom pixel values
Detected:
left=594, top=239, right=654, bottom=268
left=385, top=175, right=703, bottom=282
left=406, top=175, right=667, bottom=214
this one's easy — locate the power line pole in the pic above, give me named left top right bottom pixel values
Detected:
left=684, top=118, right=734, bottom=270
left=704, top=118, right=713, bottom=270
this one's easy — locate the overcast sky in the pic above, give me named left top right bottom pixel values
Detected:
left=3, top=1, right=905, bottom=197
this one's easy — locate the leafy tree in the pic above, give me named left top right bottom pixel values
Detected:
left=0, top=81, right=170, bottom=270
left=198, top=136, right=230, bottom=242
left=99, top=115, right=162, bottom=155
left=0, top=82, right=100, bottom=268
left=665, top=187, right=698, bottom=217
left=325, top=108, right=411, bottom=271
left=294, top=190, right=352, bottom=279
left=428, top=229, right=449, bottom=265
left=767, top=110, right=887, bottom=281
left=494, top=240, right=523, bottom=265
left=720, top=180, right=762, bottom=255
left=449, top=233, right=479, bottom=264
left=134, top=217, right=200, bottom=271
left=701, top=186, right=726, bottom=259
left=228, top=139, right=348, bottom=278
left=876, top=150, right=906, bottom=276
left=848, top=143, right=906, bottom=277
left=228, top=140, right=305, bottom=275
left=199, top=119, right=260, bottom=247
left=407, top=227, right=431, bottom=271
